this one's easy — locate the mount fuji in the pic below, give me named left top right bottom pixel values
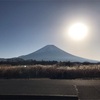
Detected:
left=19, top=45, right=97, bottom=62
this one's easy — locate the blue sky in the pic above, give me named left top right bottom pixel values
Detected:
left=0, top=0, right=100, bottom=61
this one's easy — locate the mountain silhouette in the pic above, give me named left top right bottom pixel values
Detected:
left=19, top=45, right=97, bottom=62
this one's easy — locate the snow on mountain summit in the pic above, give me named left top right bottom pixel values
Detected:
left=19, top=45, right=97, bottom=62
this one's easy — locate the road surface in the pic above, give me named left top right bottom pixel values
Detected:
left=0, top=79, right=99, bottom=100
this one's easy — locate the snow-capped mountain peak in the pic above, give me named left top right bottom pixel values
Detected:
left=19, top=45, right=97, bottom=62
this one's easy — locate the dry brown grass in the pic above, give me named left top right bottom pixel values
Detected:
left=0, top=64, right=100, bottom=79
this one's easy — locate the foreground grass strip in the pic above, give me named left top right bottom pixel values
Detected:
left=0, top=65, right=100, bottom=79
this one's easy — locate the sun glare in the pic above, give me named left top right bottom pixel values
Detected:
left=68, top=23, right=88, bottom=41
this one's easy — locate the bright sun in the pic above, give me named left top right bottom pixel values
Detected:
left=68, top=23, right=88, bottom=41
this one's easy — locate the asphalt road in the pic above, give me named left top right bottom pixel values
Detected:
left=73, top=80, right=100, bottom=100
left=0, top=79, right=99, bottom=100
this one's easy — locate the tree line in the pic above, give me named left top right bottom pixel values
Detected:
left=0, top=58, right=99, bottom=66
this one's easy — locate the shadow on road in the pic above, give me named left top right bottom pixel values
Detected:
left=0, top=95, right=78, bottom=100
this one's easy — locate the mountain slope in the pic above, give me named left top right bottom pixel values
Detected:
left=19, top=45, right=97, bottom=62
